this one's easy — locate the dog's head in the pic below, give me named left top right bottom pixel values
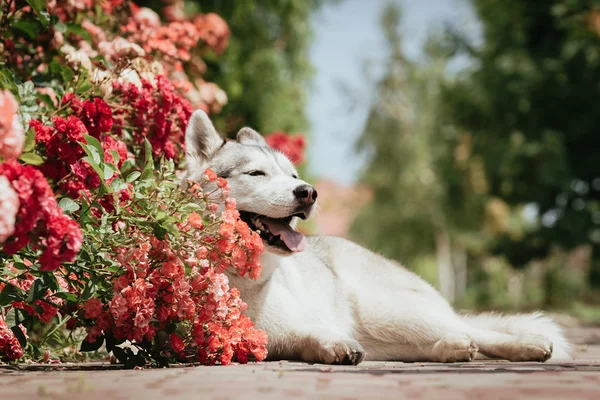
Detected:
left=183, top=110, right=316, bottom=256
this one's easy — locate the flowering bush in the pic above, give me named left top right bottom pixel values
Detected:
left=0, top=1, right=267, bottom=366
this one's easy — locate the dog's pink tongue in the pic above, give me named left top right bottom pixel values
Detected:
left=262, top=219, right=306, bottom=252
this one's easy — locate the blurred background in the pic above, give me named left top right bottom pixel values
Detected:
left=176, top=0, right=600, bottom=318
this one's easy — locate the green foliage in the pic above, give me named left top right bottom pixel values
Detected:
left=192, top=0, right=326, bottom=136
left=443, top=0, right=600, bottom=283
left=350, top=4, right=473, bottom=265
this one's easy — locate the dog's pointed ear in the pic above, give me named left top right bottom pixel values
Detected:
left=237, top=127, right=267, bottom=147
left=185, top=110, right=223, bottom=172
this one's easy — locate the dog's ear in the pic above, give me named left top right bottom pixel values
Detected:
left=185, top=110, right=223, bottom=172
left=237, top=127, right=267, bottom=147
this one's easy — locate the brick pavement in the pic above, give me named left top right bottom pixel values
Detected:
left=1, top=327, right=600, bottom=400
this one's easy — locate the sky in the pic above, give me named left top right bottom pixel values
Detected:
left=306, top=0, right=481, bottom=185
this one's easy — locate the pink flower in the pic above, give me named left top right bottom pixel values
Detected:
left=203, top=168, right=217, bottom=182
left=0, top=176, right=19, bottom=243
left=0, top=90, right=24, bottom=160
left=187, top=212, right=204, bottom=229
left=83, top=298, right=103, bottom=319
left=0, top=315, right=24, bottom=361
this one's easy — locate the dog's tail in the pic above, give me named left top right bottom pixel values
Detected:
left=460, top=312, right=571, bottom=359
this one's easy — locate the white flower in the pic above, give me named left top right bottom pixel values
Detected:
left=61, top=44, right=92, bottom=72
left=0, top=176, right=19, bottom=243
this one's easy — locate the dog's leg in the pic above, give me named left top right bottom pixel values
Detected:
left=356, top=300, right=481, bottom=362
left=297, top=335, right=365, bottom=365
left=267, top=331, right=365, bottom=365
left=429, top=333, right=479, bottom=362
left=467, top=329, right=553, bottom=362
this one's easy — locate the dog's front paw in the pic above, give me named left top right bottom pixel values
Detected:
left=432, top=334, right=478, bottom=363
left=328, top=339, right=365, bottom=365
left=305, top=338, right=365, bottom=365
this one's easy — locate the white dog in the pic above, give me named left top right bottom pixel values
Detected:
left=183, top=110, right=570, bottom=364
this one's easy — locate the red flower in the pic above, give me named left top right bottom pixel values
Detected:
left=0, top=316, right=24, bottom=361
left=81, top=98, right=114, bottom=138
left=265, top=132, right=306, bottom=165
left=112, top=76, right=192, bottom=162
left=84, top=299, right=104, bottom=319
left=61, top=92, right=82, bottom=113
left=170, top=333, right=185, bottom=354
left=0, top=161, right=82, bottom=269
left=38, top=214, right=83, bottom=271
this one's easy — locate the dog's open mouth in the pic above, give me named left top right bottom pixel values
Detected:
left=239, top=211, right=306, bottom=253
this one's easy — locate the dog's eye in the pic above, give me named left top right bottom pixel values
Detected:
left=246, top=170, right=266, bottom=177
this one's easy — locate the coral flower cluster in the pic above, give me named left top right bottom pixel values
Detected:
left=0, top=0, right=271, bottom=366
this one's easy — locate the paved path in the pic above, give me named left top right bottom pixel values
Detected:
left=2, top=327, right=600, bottom=400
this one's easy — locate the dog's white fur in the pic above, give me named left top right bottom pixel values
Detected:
left=183, top=110, right=571, bottom=364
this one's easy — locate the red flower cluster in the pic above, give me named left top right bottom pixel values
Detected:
left=80, top=97, right=114, bottom=138
left=0, top=316, right=23, bottom=362
left=0, top=161, right=83, bottom=271
left=31, top=96, right=130, bottom=204
left=2, top=264, right=69, bottom=323
left=112, top=76, right=193, bottom=161
left=265, top=132, right=307, bottom=166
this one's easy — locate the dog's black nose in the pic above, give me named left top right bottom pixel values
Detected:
left=293, top=184, right=318, bottom=204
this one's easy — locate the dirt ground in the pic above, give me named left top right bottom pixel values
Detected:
left=1, top=327, right=599, bottom=400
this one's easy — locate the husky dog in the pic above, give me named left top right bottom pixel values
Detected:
left=183, top=110, right=570, bottom=364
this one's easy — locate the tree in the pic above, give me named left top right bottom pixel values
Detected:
left=349, top=5, right=480, bottom=300
left=443, top=0, right=600, bottom=287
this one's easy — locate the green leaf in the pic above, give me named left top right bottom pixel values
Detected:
left=12, top=20, right=39, bottom=39
left=11, top=262, right=29, bottom=271
left=23, top=129, right=36, bottom=152
left=124, top=352, right=146, bottom=369
left=82, top=156, right=105, bottom=180
left=105, top=333, right=126, bottom=353
left=112, top=346, right=128, bottom=364
left=80, top=335, right=104, bottom=352
left=103, top=164, right=114, bottom=181
left=41, top=273, right=59, bottom=292
left=66, top=23, right=92, bottom=41
left=0, top=68, right=19, bottom=91
left=153, top=223, right=168, bottom=240
left=38, top=93, right=55, bottom=108
left=110, top=178, right=128, bottom=192
left=54, top=22, right=67, bottom=33
left=5, top=308, right=18, bottom=327
left=26, top=0, right=50, bottom=27
left=11, top=325, right=28, bottom=349
left=27, top=279, right=45, bottom=303
left=52, top=292, right=77, bottom=302
left=0, top=284, right=20, bottom=307
left=83, top=134, right=105, bottom=162
left=81, top=279, right=97, bottom=301
left=58, top=197, right=80, bottom=213
left=126, top=171, right=141, bottom=183
left=120, top=159, right=135, bottom=175
left=19, top=152, right=44, bottom=166
left=109, top=149, right=120, bottom=166
left=141, top=139, right=154, bottom=180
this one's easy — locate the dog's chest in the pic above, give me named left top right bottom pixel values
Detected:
left=228, top=252, right=355, bottom=336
